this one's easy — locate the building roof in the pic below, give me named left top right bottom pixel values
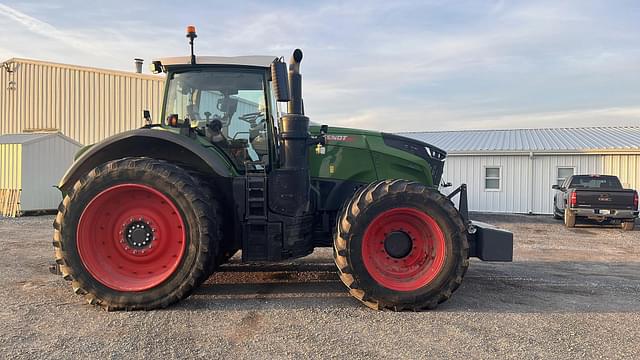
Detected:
left=157, top=55, right=278, bottom=68
left=2, top=58, right=163, bottom=81
left=402, top=127, right=640, bottom=154
left=0, top=133, right=52, bottom=144
left=0, top=132, right=82, bottom=146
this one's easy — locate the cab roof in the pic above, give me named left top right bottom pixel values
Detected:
left=157, top=55, right=278, bottom=68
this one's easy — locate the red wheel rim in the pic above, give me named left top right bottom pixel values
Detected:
left=77, top=184, right=186, bottom=291
left=361, top=207, right=446, bottom=292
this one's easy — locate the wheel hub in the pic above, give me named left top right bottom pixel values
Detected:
left=123, top=220, right=154, bottom=249
left=383, top=230, right=413, bottom=258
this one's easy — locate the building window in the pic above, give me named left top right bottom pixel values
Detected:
left=557, top=167, right=574, bottom=186
left=484, top=166, right=501, bottom=191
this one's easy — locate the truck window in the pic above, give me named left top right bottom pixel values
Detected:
left=568, top=176, right=622, bottom=189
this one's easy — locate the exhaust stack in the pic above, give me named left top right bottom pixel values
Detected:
left=271, top=49, right=311, bottom=218
left=287, top=49, right=304, bottom=115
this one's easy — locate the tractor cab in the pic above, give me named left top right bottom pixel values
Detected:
left=154, top=56, right=280, bottom=170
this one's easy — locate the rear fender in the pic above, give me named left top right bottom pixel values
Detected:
left=58, top=129, right=235, bottom=192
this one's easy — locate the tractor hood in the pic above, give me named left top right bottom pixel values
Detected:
left=308, top=125, right=447, bottom=187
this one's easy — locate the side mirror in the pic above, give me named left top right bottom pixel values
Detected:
left=320, top=124, right=328, bottom=135
left=150, top=61, right=163, bottom=74
left=271, top=58, right=290, bottom=102
left=552, top=184, right=560, bottom=190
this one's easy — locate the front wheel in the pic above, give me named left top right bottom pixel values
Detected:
left=334, top=180, right=468, bottom=311
left=552, top=202, right=563, bottom=220
left=52, top=157, right=221, bottom=310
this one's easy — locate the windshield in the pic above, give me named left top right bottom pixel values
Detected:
left=164, top=69, right=269, bottom=168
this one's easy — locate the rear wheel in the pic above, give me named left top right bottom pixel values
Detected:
left=52, top=157, right=221, bottom=310
left=334, top=180, right=468, bottom=311
left=564, top=208, right=576, bottom=228
left=621, top=221, right=635, bottom=231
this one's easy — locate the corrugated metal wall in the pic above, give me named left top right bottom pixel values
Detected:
left=1, top=58, right=164, bottom=145
left=442, top=153, right=639, bottom=214
left=21, top=136, right=80, bottom=211
left=442, top=155, right=531, bottom=213
left=530, top=154, right=602, bottom=214
left=602, top=154, right=640, bottom=191
left=0, top=143, right=21, bottom=189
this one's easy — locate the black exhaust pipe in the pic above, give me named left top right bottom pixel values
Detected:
left=288, top=49, right=304, bottom=115
left=272, top=49, right=311, bottom=217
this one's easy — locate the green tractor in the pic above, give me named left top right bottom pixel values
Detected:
left=52, top=26, right=512, bottom=311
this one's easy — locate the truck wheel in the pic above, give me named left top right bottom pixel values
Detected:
left=52, top=157, right=220, bottom=310
left=564, top=208, right=576, bottom=228
left=334, top=180, right=468, bottom=311
left=552, top=204, right=563, bottom=220
left=621, top=221, right=635, bottom=231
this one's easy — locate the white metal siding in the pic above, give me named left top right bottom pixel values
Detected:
left=530, top=155, right=601, bottom=214
left=442, top=155, right=531, bottom=213
left=21, top=136, right=79, bottom=211
left=1, top=59, right=164, bottom=145
left=442, top=153, right=638, bottom=214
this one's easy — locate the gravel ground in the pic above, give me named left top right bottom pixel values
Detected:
left=0, top=214, right=639, bottom=359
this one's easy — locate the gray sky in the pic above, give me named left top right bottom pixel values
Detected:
left=1, top=0, right=639, bottom=132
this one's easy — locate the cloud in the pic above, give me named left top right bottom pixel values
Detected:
left=0, top=3, right=97, bottom=55
left=326, top=105, right=640, bottom=133
left=0, top=0, right=639, bottom=132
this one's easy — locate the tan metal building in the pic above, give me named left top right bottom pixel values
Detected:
left=1, top=58, right=164, bottom=145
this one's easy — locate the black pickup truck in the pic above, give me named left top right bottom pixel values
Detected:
left=552, top=175, right=638, bottom=230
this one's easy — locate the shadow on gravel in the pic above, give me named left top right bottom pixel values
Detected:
left=184, top=260, right=640, bottom=313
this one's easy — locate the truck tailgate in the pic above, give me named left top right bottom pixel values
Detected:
left=575, top=189, right=636, bottom=209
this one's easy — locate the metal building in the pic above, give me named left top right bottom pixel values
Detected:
left=405, top=127, right=640, bottom=214
left=0, top=132, right=81, bottom=215
left=1, top=58, right=164, bottom=145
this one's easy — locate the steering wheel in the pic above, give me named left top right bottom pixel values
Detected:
left=238, top=112, right=264, bottom=126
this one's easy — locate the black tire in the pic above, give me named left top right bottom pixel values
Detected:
left=52, top=157, right=221, bottom=310
left=188, top=173, right=231, bottom=276
left=564, top=208, right=576, bottom=228
left=334, top=179, right=469, bottom=311
left=621, top=221, right=635, bottom=231
left=552, top=203, right=563, bottom=220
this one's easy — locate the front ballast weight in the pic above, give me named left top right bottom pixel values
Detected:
left=447, top=183, right=513, bottom=262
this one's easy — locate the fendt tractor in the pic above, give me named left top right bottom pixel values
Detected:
left=51, top=26, right=513, bottom=311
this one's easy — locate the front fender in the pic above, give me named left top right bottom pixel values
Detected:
left=59, top=129, right=236, bottom=191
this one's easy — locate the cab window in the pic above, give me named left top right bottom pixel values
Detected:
left=164, top=70, right=269, bottom=169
